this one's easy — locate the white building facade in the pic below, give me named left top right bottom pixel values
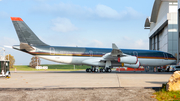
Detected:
left=145, top=0, right=180, bottom=62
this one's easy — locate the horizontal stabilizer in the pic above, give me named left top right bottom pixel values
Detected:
left=20, top=43, right=35, bottom=51
left=4, top=45, right=12, bottom=49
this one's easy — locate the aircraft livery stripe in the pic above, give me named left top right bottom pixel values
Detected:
left=28, top=52, right=176, bottom=60
left=11, top=17, right=23, bottom=21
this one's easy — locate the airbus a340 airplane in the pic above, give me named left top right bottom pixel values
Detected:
left=11, top=17, right=176, bottom=73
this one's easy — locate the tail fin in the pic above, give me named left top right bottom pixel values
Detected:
left=11, top=17, right=48, bottom=46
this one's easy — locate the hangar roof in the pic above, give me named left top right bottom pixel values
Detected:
left=150, top=0, right=177, bottom=23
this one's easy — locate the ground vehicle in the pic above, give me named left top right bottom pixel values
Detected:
left=0, top=60, right=10, bottom=78
left=157, top=66, right=166, bottom=72
left=165, top=65, right=177, bottom=72
left=173, top=65, right=180, bottom=71
left=0, top=48, right=10, bottom=78
left=157, top=65, right=177, bottom=72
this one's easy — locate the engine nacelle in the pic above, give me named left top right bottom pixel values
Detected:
left=118, top=55, right=138, bottom=64
left=124, top=61, right=140, bottom=68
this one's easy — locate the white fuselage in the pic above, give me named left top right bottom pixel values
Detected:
left=38, top=55, right=176, bottom=67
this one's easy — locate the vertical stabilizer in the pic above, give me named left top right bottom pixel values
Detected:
left=11, top=17, right=48, bottom=46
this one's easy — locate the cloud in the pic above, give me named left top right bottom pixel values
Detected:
left=87, top=40, right=104, bottom=47
left=32, top=3, right=143, bottom=20
left=94, top=6, right=143, bottom=20
left=51, top=17, right=78, bottom=32
left=133, top=39, right=148, bottom=49
left=0, top=11, right=9, bottom=18
left=0, top=37, right=19, bottom=46
left=122, top=7, right=142, bottom=18
left=78, top=38, right=148, bottom=49
left=95, top=4, right=121, bottom=19
left=33, top=2, right=89, bottom=17
left=123, top=36, right=132, bottom=41
left=117, top=36, right=148, bottom=49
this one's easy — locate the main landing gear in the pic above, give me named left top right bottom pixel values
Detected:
left=86, top=67, right=112, bottom=73
left=86, top=68, right=99, bottom=73
left=100, top=68, right=112, bottom=73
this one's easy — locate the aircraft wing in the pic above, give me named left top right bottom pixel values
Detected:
left=101, top=43, right=126, bottom=61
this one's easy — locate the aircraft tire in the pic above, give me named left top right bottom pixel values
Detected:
left=102, top=69, right=106, bottom=73
left=108, top=68, right=112, bottom=73
left=106, top=68, right=111, bottom=73
left=95, top=69, right=98, bottom=73
left=86, top=68, right=89, bottom=72
left=88, top=68, right=92, bottom=72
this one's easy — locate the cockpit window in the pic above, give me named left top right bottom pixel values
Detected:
left=167, top=54, right=174, bottom=58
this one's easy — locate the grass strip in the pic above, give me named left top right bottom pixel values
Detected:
left=10, top=65, right=90, bottom=71
left=154, top=84, right=180, bottom=101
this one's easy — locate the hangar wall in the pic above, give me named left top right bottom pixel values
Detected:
left=159, top=25, right=168, bottom=52
left=146, top=0, right=179, bottom=61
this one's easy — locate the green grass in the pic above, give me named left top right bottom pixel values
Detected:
left=154, top=84, right=180, bottom=101
left=42, top=64, right=90, bottom=69
left=10, top=64, right=90, bottom=71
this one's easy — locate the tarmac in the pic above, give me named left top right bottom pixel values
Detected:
left=0, top=71, right=173, bottom=101
left=0, top=71, right=173, bottom=88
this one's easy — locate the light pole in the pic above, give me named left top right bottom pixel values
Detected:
left=37, top=57, right=38, bottom=67
left=0, top=47, right=5, bottom=60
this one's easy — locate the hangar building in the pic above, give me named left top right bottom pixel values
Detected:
left=145, top=0, right=179, bottom=63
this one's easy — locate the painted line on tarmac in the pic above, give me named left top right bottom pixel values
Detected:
left=0, top=87, right=162, bottom=91
left=116, top=73, right=120, bottom=87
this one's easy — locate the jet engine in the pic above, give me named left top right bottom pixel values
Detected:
left=118, top=55, right=138, bottom=64
left=123, top=61, right=140, bottom=68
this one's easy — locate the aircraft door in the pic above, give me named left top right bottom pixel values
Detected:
left=133, top=51, right=138, bottom=57
left=89, top=50, right=93, bottom=57
left=50, top=47, right=55, bottom=55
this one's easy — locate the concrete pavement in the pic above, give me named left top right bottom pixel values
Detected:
left=0, top=71, right=173, bottom=88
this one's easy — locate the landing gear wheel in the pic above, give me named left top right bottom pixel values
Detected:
left=102, top=69, right=106, bottom=73
left=108, top=68, right=112, bottom=73
left=86, top=68, right=89, bottom=72
left=105, top=68, right=111, bottom=73
left=95, top=69, right=98, bottom=73
left=88, top=68, right=92, bottom=72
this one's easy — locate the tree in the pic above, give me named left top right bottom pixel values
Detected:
left=5, top=54, right=15, bottom=68
left=29, top=56, right=41, bottom=68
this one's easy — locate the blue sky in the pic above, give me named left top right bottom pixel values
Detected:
left=0, top=0, right=154, bottom=65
